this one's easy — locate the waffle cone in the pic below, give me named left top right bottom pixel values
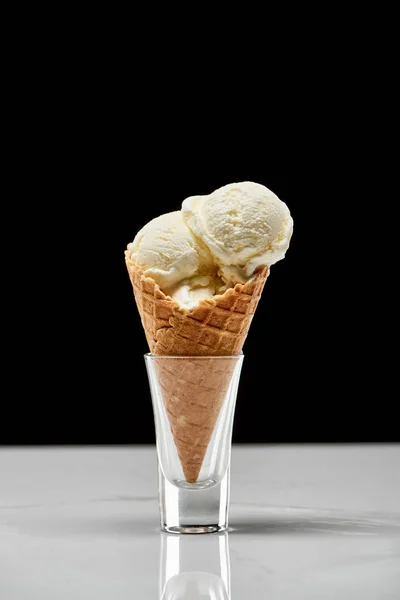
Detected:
left=125, top=251, right=268, bottom=482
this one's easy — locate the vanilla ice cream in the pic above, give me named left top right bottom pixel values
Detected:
left=127, top=211, right=221, bottom=308
left=127, top=182, right=293, bottom=308
left=182, top=181, right=293, bottom=284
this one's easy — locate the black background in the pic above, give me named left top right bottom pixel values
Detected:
left=3, top=34, right=396, bottom=446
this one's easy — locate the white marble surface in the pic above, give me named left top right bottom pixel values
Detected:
left=0, top=445, right=399, bottom=598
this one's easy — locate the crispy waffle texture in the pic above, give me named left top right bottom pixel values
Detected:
left=125, top=251, right=269, bottom=481
left=154, top=356, right=237, bottom=483
left=125, top=252, right=268, bottom=356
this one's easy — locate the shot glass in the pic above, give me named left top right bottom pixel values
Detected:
left=145, top=354, right=243, bottom=534
left=159, top=530, right=231, bottom=598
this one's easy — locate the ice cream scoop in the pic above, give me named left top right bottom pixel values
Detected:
left=182, top=181, right=293, bottom=284
left=127, top=211, right=220, bottom=308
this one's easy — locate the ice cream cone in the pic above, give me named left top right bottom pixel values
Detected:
left=125, top=252, right=268, bottom=482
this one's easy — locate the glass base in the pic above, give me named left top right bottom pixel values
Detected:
left=159, top=465, right=230, bottom=534
left=163, top=524, right=226, bottom=535
left=175, top=478, right=218, bottom=491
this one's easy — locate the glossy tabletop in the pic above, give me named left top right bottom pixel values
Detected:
left=1, top=445, right=399, bottom=598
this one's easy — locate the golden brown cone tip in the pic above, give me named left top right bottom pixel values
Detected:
left=125, top=251, right=269, bottom=481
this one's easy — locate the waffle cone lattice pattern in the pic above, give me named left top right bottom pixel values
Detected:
left=125, top=252, right=268, bottom=356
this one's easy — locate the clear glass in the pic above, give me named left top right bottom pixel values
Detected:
left=159, top=531, right=231, bottom=599
left=145, top=354, right=244, bottom=534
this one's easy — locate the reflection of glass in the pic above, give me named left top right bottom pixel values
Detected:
left=145, top=355, right=243, bottom=534
left=159, top=531, right=231, bottom=599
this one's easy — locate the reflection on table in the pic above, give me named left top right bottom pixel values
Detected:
left=159, top=531, right=230, bottom=599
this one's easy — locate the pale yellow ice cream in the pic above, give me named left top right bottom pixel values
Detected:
left=127, top=211, right=222, bottom=308
left=182, top=181, right=293, bottom=284
left=128, top=182, right=293, bottom=308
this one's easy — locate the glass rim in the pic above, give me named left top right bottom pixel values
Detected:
left=144, top=352, right=244, bottom=359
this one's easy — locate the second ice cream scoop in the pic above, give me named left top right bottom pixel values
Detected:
left=182, top=181, right=293, bottom=284
left=127, top=211, right=220, bottom=308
